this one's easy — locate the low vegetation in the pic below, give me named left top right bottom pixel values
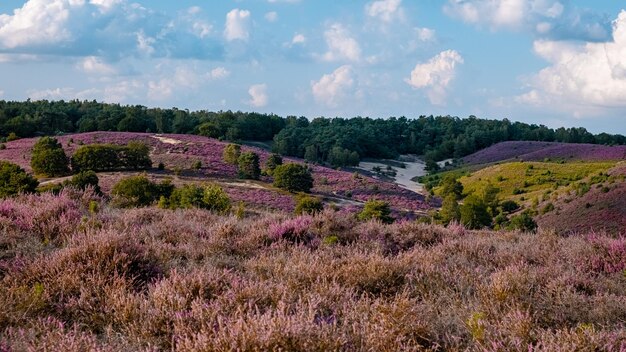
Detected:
left=1, top=190, right=625, bottom=350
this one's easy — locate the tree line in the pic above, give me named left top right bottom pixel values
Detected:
left=1, top=100, right=624, bottom=167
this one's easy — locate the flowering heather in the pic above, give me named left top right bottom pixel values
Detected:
left=0, top=132, right=432, bottom=215
left=1, top=191, right=626, bottom=350
left=464, top=141, right=626, bottom=165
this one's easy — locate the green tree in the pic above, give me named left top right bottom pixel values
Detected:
left=358, top=200, right=394, bottom=224
left=294, top=195, right=323, bottom=215
left=237, top=152, right=261, bottom=180
left=0, top=161, right=38, bottom=198
left=30, top=136, right=69, bottom=177
left=222, top=144, right=241, bottom=165
left=439, top=194, right=461, bottom=225
left=273, top=163, right=314, bottom=193
left=439, top=174, right=463, bottom=200
left=460, top=195, right=492, bottom=229
left=123, top=142, right=152, bottom=170
left=265, top=153, right=283, bottom=175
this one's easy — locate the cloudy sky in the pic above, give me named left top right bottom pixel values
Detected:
left=0, top=0, right=625, bottom=134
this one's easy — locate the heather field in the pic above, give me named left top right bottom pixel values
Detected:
left=1, top=190, right=626, bottom=351
left=0, top=132, right=433, bottom=215
left=463, top=141, right=626, bottom=166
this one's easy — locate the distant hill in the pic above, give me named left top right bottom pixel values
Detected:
left=463, top=141, right=626, bottom=165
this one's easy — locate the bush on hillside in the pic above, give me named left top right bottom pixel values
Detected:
left=111, top=175, right=171, bottom=207
left=460, top=195, right=492, bottom=229
left=168, top=183, right=231, bottom=214
left=358, top=199, right=394, bottom=224
left=265, top=153, right=283, bottom=175
left=237, top=152, right=260, bottom=180
left=222, top=144, right=241, bottom=165
left=0, top=161, right=39, bottom=198
left=71, top=143, right=151, bottom=172
left=294, top=195, right=323, bottom=215
left=30, top=136, right=70, bottom=177
left=273, top=163, right=314, bottom=193
left=507, top=211, right=538, bottom=233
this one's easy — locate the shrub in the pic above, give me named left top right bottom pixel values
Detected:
left=439, top=194, right=460, bottom=225
left=169, top=184, right=205, bottom=209
left=265, top=153, right=283, bottom=175
left=201, top=184, right=231, bottom=214
left=541, top=202, right=555, bottom=214
left=507, top=211, right=537, bottom=233
left=30, top=137, right=70, bottom=177
left=0, top=161, right=38, bottom=198
left=0, top=143, right=6, bottom=150
left=294, top=195, right=323, bottom=215
left=358, top=200, right=394, bottom=224
left=500, top=200, right=520, bottom=213
left=6, top=132, right=18, bottom=141
left=237, top=152, right=261, bottom=180
left=111, top=175, right=163, bottom=207
left=222, top=144, right=241, bottom=165
left=71, top=143, right=151, bottom=172
left=64, top=170, right=101, bottom=194
left=192, top=160, right=202, bottom=170
left=157, top=162, right=165, bottom=170
left=273, top=163, right=314, bottom=193
left=460, top=195, right=492, bottom=229
left=439, top=174, right=463, bottom=199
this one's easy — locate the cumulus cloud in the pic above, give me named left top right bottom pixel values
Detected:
left=208, top=67, right=230, bottom=80
left=320, top=24, right=361, bottom=62
left=79, top=56, right=116, bottom=75
left=292, top=33, right=306, bottom=45
left=443, top=0, right=611, bottom=41
left=405, top=49, right=464, bottom=105
left=516, top=10, right=626, bottom=115
left=248, top=84, right=269, bottom=107
left=311, top=65, right=355, bottom=107
left=265, top=11, right=278, bottom=22
left=415, top=27, right=436, bottom=42
left=224, top=9, right=251, bottom=42
left=365, top=0, right=404, bottom=23
left=0, top=0, right=223, bottom=60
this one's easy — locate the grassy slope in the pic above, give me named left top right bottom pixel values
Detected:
left=458, top=161, right=616, bottom=205
left=1, top=191, right=626, bottom=350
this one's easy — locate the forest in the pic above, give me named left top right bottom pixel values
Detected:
left=1, top=99, right=625, bottom=166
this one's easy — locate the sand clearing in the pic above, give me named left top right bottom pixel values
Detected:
left=357, top=156, right=427, bottom=193
left=153, top=135, right=182, bottom=145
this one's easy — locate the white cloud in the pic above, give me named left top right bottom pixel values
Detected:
left=265, top=11, right=278, bottom=22
left=443, top=0, right=610, bottom=41
left=415, top=27, right=436, bottom=42
left=320, top=24, right=361, bottom=62
left=224, top=9, right=251, bottom=42
left=0, top=90, right=4, bottom=97
left=79, top=56, right=116, bottom=75
left=405, top=49, right=464, bottom=105
left=208, top=67, right=230, bottom=80
left=365, top=0, right=404, bottom=23
left=292, top=33, right=306, bottom=44
left=248, top=84, right=268, bottom=108
left=311, top=65, right=355, bottom=107
left=516, top=10, right=626, bottom=114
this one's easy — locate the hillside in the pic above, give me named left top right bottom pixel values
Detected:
left=537, top=163, right=626, bottom=234
left=1, top=191, right=625, bottom=350
left=0, top=132, right=433, bottom=215
left=463, top=141, right=626, bottom=165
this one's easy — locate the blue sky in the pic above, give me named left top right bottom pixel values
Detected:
left=0, top=1, right=625, bottom=134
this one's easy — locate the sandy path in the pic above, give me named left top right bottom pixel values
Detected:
left=357, top=156, right=427, bottom=193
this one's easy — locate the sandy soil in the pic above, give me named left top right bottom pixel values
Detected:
left=357, top=156, right=427, bottom=193
left=153, top=135, right=183, bottom=145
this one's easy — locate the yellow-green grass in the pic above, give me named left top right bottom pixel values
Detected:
left=443, top=161, right=616, bottom=205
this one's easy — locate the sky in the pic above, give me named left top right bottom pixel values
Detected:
left=0, top=1, right=625, bottom=134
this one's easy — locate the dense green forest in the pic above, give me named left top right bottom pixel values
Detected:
left=1, top=100, right=624, bottom=166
